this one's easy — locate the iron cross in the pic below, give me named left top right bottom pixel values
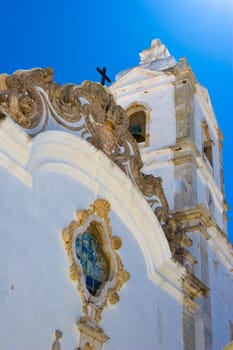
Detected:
left=96, top=67, right=111, bottom=85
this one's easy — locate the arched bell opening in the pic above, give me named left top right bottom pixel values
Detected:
left=129, top=111, right=146, bottom=143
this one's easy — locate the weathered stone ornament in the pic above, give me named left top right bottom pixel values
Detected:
left=51, top=330, right=63, bottom=350
left=62, top=199, right=130, bottom=350
left=0, top=68, right=168, bottom=218
left=155, top=206, right=194, bottom=267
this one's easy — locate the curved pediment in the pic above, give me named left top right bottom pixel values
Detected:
left=0, top=67, right=169, bottom=217
left=0, top=119, right=185, bottom=299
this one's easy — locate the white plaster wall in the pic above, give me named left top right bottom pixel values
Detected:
left=147, top=83, right=176, bottom=151
left=0, top=168, right=90, bottom=349
left=142, top=159, right=175, bottom=211
left=111, top=72, right=176, bottom=152
left=208, top=245, right=233, bottom=350
left=0, top=125, right=183, bottom=350
left=0, top=166, right=183, bottom=350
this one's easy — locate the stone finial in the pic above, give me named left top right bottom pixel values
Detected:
left=51, top=330, right=63, bottom=350
left=139, top=39, right=171, bottom=65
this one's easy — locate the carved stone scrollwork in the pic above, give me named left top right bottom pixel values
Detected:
left=0, top=67, right=168, bottom=218
left=155, top=206, right=195, bottom=268
left=0, top=68, right=54, bottom=129
left=155, top=206, right=209, bottom=305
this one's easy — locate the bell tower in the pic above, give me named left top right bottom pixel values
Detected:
left=110, top=39, right=231, bottom=350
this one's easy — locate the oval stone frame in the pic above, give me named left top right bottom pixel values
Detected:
left=62, top=199, right=130, bottom=327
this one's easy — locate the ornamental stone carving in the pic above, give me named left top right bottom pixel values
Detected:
left=0, top=67, right=168, bottom=217
left=155, top=206, right=195, bottom=270
left=51, top=330, right=63, bottom=350
left=62, top=199, right=129, bottom=350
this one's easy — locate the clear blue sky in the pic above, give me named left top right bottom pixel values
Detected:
left=1, top=0, right=232, bottom=241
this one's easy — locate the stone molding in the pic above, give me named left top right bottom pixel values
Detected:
left=171, top=205, right=233, bottom=271
left=183, top=271, right=209, bottom=300
left=0, top=117, right=32, bottom=185
left=142, top=141, right=227, bottom=220
left=77, top=321, right=109, bottom=350
left=110, top=67, right=175, bottom=94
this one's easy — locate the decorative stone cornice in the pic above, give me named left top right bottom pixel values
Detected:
left=0, top=67, right=169, bottom=217
left=182, top=270, right=209, bottom=315
left=171, top=204, right=214, bottom=229
left=171, top=205, right=233, bottom=271
left=183, top=271, right=209, bottom=299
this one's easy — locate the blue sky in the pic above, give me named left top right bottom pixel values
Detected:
left=1, top=0, right=233, bottom=241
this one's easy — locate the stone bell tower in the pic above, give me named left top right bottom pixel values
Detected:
left=110, top=39, right=232, bottom=350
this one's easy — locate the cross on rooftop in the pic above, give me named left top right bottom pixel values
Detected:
left=96, top=67, right=111, bottom=86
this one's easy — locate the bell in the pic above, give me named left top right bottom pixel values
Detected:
left=130, top=125, right=145, bottom=142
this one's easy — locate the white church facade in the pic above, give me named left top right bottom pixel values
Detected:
left=0, top=40, right=232, bottom=350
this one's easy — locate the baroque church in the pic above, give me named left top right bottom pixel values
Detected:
left=0, top=39, right=232, bottom=350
